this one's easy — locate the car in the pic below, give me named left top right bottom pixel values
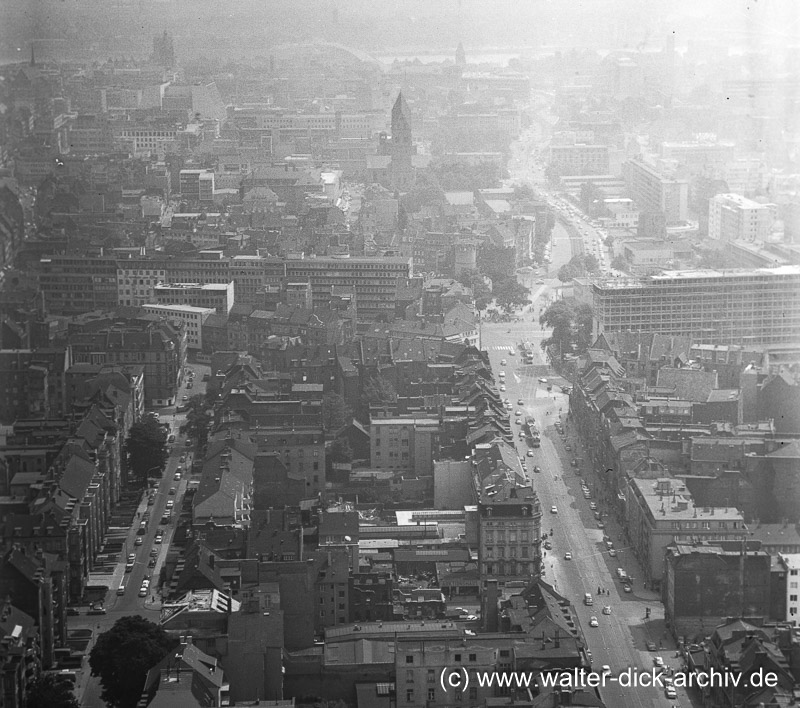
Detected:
left=128, top=552, right=136, bottom=562
left=66, top=607, right=80, bottom=616
left=533, top=466, right=542, bottom=474
left=602, top=606, right=612, bottom=615
left=465, top=614, right=478, bottom=621
left=166, top=500, right=174, bottom=509
left=665, top=686, right=677, bottom=699
left=515, top=409, right=524, bottom=416
left=499, top=371, right=506, bottom=378
left=517, top=399, right=525, bottom=405
left=564, top=552, right=572, bottom=560
left=527, top=450, right=535, bottom=457
left=186, top=439, right=192, bottom=448
left=654, top=656, right=664, bottom=667
left=508, top=350, right=515, bottom=356
left=646, top=641, right=657, bottom=651
left=154, top=535, right=163, bottom=544
left=571, top=459, right=579, bottom=467
left=182, top=395, right=188, bottom=401
left=499, top=384, right=506, bottom=391
left=168, top=434, right=176, bottom=443
left=179, top=455, right=186, bottom=463
left=186, top=382, right=193, bottom=389
left=138, top=587, right=148, bottom=597
left=134, top=537, right=143, bottom=546
left=87, top=606, right=107, bottom=615
left=148, top=557, right=156, bottom=568
left=147, top=497, right=155, bottom=506
left=550, top=506, right=558, bottom=514
left=543, top=541, right=552, bottom=550
left=538, top=377, right=548, bottom=384
left=601, top=665, right=611, bottom=676
left=565, top=444, right=572, bottom=451
left=168, top=487, right=176, bottom=495
left=173, top=472, right=181, bottom=481
left=605, top=540, right=614, bottom=549
left=589, top=502, right=597, bottom=510
left=623, top=584, right=632, bottom=593
left=141, top=578, right=150, bottom=588
left=597, top=521, right=605, bottom=529
left=589, top=617, right=599, bottom=627
left=608, top=549, right=617, bottom=557
left=500, top=359, right=507, bottom=366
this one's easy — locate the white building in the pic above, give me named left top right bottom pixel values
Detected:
left=142, top=304, right=215, bottom=349
left=153, top=282, right=234, bottom=315
left=708, top=193, right=776, bottom=243
left=778, top=553, right=800, bottom=626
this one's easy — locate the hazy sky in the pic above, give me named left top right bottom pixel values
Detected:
left=1, top=0, right=797, bottom=64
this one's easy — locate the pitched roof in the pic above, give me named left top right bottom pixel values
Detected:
left=655, top=367, right=719, bottom=403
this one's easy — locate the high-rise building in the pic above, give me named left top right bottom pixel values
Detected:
left=708, top=193, right=776, bottom=243
left=590, top=266, right=800, bottom=345
left=623, top=158, right=688, bottom=225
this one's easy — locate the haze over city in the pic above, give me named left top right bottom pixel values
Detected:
left=0, top=2, right=798, bottom=708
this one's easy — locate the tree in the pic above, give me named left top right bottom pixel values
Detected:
left=126, top=417, right=168, bottom=486
left=329, top=437, right=353, bottom=464
left=180, top=394, right=212, bottom=449
left=539, top=298, right=594, bottom=359
left=26, top=674, right=80, bottom=708
left=322, top=393, right=352, bottom=431
left=457, top=270, right=492, bottom=311
left=611, top=255, right=627, bottom=271
left=494, top=279, right=531, bottom=313
left=89, top=615, right=178, bottom=708
left=513, top=183, right=535, bottom=201
left=361, top=375, right=397, bottom=405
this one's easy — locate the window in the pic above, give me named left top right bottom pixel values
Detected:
left=427, top=669, right=435, bottom=683
left=469, top=653, right=476, bottom=662
left=469, top=687, right=478, bottom=700
left=790, top=595, right=798, bottom=602
left=406, top=689, right=414, bottom=703
left=427, top=688, right=435, bottom=701
left=406, top=669, right=414, bottom=682
left=454, top=653, right=461, bottom=662
left=406, top=655, right=414, bottom=664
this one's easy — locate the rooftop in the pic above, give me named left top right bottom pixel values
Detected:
left=631, top=477, right=746, bottom=523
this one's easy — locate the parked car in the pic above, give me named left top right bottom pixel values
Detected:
left=550, top=506, right=558, bottom=514
left=646, top=641, right=657, bottom=651
left=66, top=607, right=80, bottom=616
left=589, top=617, right=599, bottom=627
left=602, top=606, right=612, bottom=615
left=564, top=552, right=572, bottom=560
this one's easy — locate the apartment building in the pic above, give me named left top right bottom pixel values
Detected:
left=285, top=255, right=412, bottom=321
left=39, top=254, right=119, bottom=316
left=154, top=282, right=234, bottom=315
left=708, top=193, right=776, bottom=243
left=115, top=122, right=178, bottom=157
left=474, top=442, right=542, bottom=586
left=622, top=158, right=688, bottom=224
left=549, top=143, right=610, bottom=175
left=230, top=255, right=285, bottom=308
left=369, top=417, right=440, bottom=475
left=625, top=478, right=748, bottom=589
left=590, top=266, right=800, bottom=345
left=142, top=304, right=215, bottom=349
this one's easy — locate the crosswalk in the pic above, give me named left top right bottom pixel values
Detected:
left=489, top=345, right=515, bottom=351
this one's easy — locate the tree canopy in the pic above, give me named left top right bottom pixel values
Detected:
left=126, top=417, right=168, bottom=486
left=494, top=279, right=531, bottom=313
left=89, top=615, right=178, bottom=708
left=322, top=392, right=352, bottom=431
left=25, top=673, right=80, bottom=708
left=557, top=253, right=600, bottom=282
left=179, top=394, right=212, bottom=449
left=539, top=298, right=594, bottom=359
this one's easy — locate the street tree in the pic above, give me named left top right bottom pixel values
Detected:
left=361, top=375, right=397, bottom=405
left=539, top=298, right=594, bottom=360
left=125, top=417, right=168, bottom=486
left=494, top=279, right=531, bottom=313
left=89, top=615, right=178, bottom=708
left=26, top=673, right=80, bottom=708
left=322, top=392, right=352, bottom=432
left=180, top=394, right=212, bottom=449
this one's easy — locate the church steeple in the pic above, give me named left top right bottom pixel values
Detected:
left=391, top=92, right=412, bottom=150
left=455, top=42, right=466, bottom=67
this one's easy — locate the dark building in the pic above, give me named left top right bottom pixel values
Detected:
left=663, top=541, right=772, bottom=641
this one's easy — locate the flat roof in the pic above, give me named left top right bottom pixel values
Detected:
left=631, top=477, right=745, bottom=522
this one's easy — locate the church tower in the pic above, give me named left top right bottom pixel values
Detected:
left=455, top=42, right=466, bottom=67
left=389, top=93, right=415, bottom=190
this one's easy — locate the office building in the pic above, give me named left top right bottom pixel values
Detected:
left=590, top=266, right=800, bottom=345
left=549, top=143, right=610, bottom=175
left=179, top=169, right=215, bottom=202
left=623, top=158, right=688, bottom=225
left=285, top=255, right=411, bottom=321
left=708, top=193, right=776, bottom=243
left=39, top=254, right=119, bottom=316
left=142, top=304, right=215, bottom=350
left=154, top=282, right=234, bottom=315
left=116, top=258, right=168, bottom=306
